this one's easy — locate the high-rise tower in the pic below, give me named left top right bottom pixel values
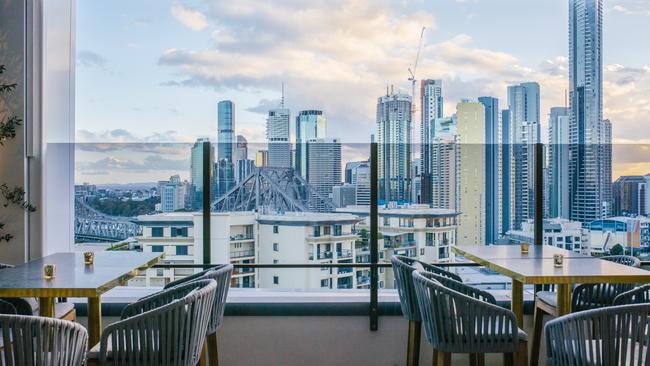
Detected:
left=569, top=0, right=610, bottom=223
left=507, top=82, right=540, bottom=230
left=295, top=110, right=327, bottom=177
left=376, top=89, right=412, bottom=203
left=420, top=80, right=443, bottom=203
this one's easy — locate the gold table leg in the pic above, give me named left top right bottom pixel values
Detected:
left=511, top=280, right=524, bottom=326
left=556, top=284, right=571, bottom=316
left=38, top=297, right=55, bottom=318
left=88, top=296, right=102, bottom=348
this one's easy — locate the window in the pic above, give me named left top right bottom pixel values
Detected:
left=420, top=248, right=424, bottom=256
left=273, top=226, right=279, bottom=234
left=273, top=259, right=279, bottom=264
left=151, top=245, right=164, bottom=253
left=323, top=226, right=331, bottom=236
left=273, top=276, right=279, bottom=285
left=176, top=245, right=188, bottom=256
left=151, top=227, right=164, bottom=237
left=320, top=279, right=329, bottom=288
left=171, top=227, right=188, bottom=237
left=333, top=225, right=342, bottom=236
left=313, top=226, right=321, bottom=237
left=273, top=243, right=279, bottom=251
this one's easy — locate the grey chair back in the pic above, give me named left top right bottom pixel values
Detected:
left=613, top=284, right=650, bottom=306
left=0, top=314, right=88, bottom=366
left=0, top=300, right=16, bottom=315
left=418, top=271, right=496, bottom=304
left=99, top=279, right=218, bottom=366
left=412, top=271, right=522, bottom=354
left=545, top=303, right=650, bottom=366
left=161, top=264, right=233, bottom=334
left=391, top=255, right=462, bottom=322
left=602, top=255, right=641, bottom=268
left=571, top=255, right=640, bottom=312
left=391, top=255, right=421, bottom=321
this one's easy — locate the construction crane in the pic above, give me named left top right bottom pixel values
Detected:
left=408, top=26, right=426, bottom=116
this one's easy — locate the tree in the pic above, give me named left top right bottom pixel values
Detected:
left=0, top=65, right=35, bottom=242
left=609, top=244, right=625, bottom=256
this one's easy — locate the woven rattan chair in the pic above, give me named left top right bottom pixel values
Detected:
left=613, top=284, right=650, bottom=305
left=391, top=256, right=462, bottom=366
left=531, top=255, right=641, bottom=365
left=0, top=314, right=88, bottom=365
left=163, top=264, right=233, bottom=365
left=545, top=303, right=650, bottom=365
left=88, top=279, right=217, bottom=366
left=412, top=271, right=528, bottom=366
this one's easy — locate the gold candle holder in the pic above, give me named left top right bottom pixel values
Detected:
left=84, top=252, right=95, bottom=265
left=43, top=264, right=56, bottom=280
left=553, top=254, right=564, bottom=268
left=520, top=242, right=530, bottom=254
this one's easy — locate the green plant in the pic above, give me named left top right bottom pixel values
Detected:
left=0, top=65, right=34, bottom=243
left=0, top=66, right=22, bottom=145
left=610, top=243, right=625, bottom=256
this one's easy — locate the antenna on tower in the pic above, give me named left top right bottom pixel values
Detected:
left=280, top=82, right=285, bottom=108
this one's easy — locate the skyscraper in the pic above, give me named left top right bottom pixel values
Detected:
left=190, top=137, right=213, bottom=210
left=479, top=96, right=501, bottom=244
left=217, top=101, right=236, bottom=197
left=548, top=107, right=570, bottom=218
left=569, top=0, right=610, bottom=223
left=612, top=176, right=644, bottom=216
left=501, top=109, right=511, bottom=234
left=267, top=107, right=291, bottom=168
left=353, top=162, right=371, bottom=205
left=507, top=82, right=540, bottom=230
left=420, top=80, right=443, bottom=203
left=377, top=89, right=412, bottom=203
left=456, top=100, right=486, bottom=246
left=306, top=138, right=342, bottom=212
left=235, top=135, right=254, bottom=183
left=217, top=101, right=235, bottom=162
left=295, top=110, right=327, bottom=177
left=430, top=135, right=458, bottom=211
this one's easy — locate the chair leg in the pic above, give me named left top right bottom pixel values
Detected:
left=407, top=320, right=422, bottom=366
left=435, top=351, right=451, bottom=366
left=531, top=306, right=544, bottom=366
left=504, top=352, right=513, bottom=366
left=470, top=354, right=485, bottom=366
left=207, top=332, right=219, bottom=366
left=199, top=341, right=208, bottom=366
left=516, top=340, right=528, bottom=366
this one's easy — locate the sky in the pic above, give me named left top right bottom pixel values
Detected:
left=75, top=0, right=650, bottom=184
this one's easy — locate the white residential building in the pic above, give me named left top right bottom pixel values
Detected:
left=506, top=218, right=591, bottom=254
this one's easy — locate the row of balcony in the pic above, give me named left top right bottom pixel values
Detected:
left=308, top=250, right=353, bottom=260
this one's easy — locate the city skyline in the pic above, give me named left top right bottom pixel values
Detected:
left=75, top=0, right=650, bottom=184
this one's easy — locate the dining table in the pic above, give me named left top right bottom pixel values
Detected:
left=452, top=245, right=650, bottom=326
left=0, top=251, right=164, bottom=347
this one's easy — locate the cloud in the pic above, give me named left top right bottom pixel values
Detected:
left=78, top=155, right=190, bottom=175
left=246, top=98, right=283, bottom=114
left=611, top=3, right=650, bottom=16
left=75, top=129, right=192, bottom=154
left=171, top=3, right=208, bottom=31
left=77, top=50, right=107, bottom=68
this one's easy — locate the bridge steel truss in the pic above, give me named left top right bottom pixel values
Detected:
left=74, top=199, right=142, bottom=242
left=212, top=167, right=337, bottom=213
